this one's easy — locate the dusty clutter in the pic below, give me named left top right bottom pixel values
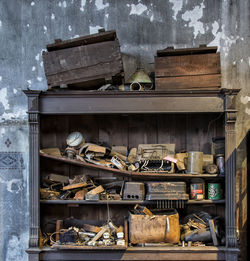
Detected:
left=41, top=217, right=126, bottom=248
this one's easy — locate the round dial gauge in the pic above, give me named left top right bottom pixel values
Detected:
left=66, top=132, right=84, bottom=147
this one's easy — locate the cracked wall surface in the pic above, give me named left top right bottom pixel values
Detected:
left=0, top=0, right=249, bottom=260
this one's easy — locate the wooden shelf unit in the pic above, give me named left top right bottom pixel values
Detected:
left=25, top=89, right=240, bottom=261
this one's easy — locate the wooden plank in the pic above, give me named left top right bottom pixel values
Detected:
left=155, top=74, right=221, bottom=90
left=155, top=53, right=220, bottom=77
left=157, top=46, right=218, bottom=56
left=62, top=182, right=88, bottom=190
left=46, top=30, right=116, bottom=51
left=40, top=95, right=224, bottom=114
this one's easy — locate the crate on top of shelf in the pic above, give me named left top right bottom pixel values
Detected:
left=155, top=45, right=221, bottom=91
left=42, top=29, right=124, bottom=90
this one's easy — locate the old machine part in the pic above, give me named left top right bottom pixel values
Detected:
left=127, top=69, right=153, bottom=91
left=190, top=178, right=205, bottom=200
left=111, top=155, right=126, bottom=170
left=216, top=154, right=225, bottom=176
left=175, top=152, right=188, bottom=171
left=65, top=147, right=78, bottom=159
left=207, top=183, right=222, bottom=200
left=66, top=132, right=85, bottom=148
left=186, top=151, right=203, bottom=174
left=134, top=204, right=154, bottom=216
left=129, top=209, right=180, bottom=244
left=205, top=164, right=218, bottom=174
left=123, top=182, right=145, bottom=200
left=146, top=182, right=188, bottom=209
left=137, top=144, right=175, bottom=173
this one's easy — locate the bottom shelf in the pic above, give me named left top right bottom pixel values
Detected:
left=28, top=246, right=240, bottom=261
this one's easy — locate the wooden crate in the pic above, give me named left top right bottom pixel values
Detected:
left=42, top=30, right=124, bottom=89
left=155, top=46, right=221, bottom=90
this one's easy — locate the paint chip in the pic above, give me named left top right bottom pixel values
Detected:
left=43, top=25, right=47, bottom=33
left=240, top=58, right=243, bottom=63
left=233, top=61, right=236, bottom=65
left=51, top=13, right=55, bottom=19
left=32, top=66, right=36, bottom=71
left=0, top=20, right=2, bottom=27
left=95, top=0, right=109, bottom=10
left=80, top=0, right=86, bottom=11
left=40, top=61, right=43, bottom=67
left=89, top=25, right=103, bottom=34
left=169, top=0, right=183, bottom=20
left=129, top=3, right=147, bottom=16
left=31, top=1, right=35, bottom=6
left=72, top=34, right=80, bottom=39
left=68, top=25, right=72, bottom=31
left=27, top=24, right=30, bottom=27
left=37, top=77, right=42, bottom=82
left=240, top=96, right=250, bottom=105
left=62, top=1, right=67, bottom=8
left=245, top=107, right=250, bottom=115
left=0, top=76, right=2, bottom=81
left=58, top=1, right=62, bottom=7
left=13, top=89, right=17, bottom=94
left=105, top=13, right=109, bottom=18
left=35, top=53, right=40, bottom=61
left=182, top=3, right=205, bottom=38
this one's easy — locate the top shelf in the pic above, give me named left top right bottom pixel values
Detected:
left=40, top=152, right=223, bottom=180
left=24, top=89, right=240, bottom=115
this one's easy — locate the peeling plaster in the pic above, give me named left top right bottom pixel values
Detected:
left=58, top=1, right=62, bottom=7
left=32, top=66, right=36, bottom=71
left=89, top=25, right=103, bottom=34
left=0, top=20, right=2, bottom=27
left=0, top=76, right=2, bottom=81
left=13, top=89, right=17, bottom=94
left=37, top=76, right=42, bottom=82
left=0, top=177, right=23, bottom=194
left=182, top=3, right=205, bottom=39
left=27, top=23, right=29, bottom=27
left=95, top=0, right=109, bottom=10
left=241, top=96, right=250, bottom=105
left=68, top=25, right=72, bottom=31
left=51, top=13, right=55, bottom=20
left=27, top=80, right=31, bottom=87
left=35, top=53, right=39, bottom=61
left=105, top=13, right=109, bottom=18
left=62, top=1, right=67, bottom=8
left=31, top=1, right=35, bottom=6
left=40, top=61, right=43, bottom=67
left=129, top=3, right=147, bottom=16
left=0, top=88, right=10, bottom=111
left=169, top=0, right=183, bottom=20
left=80, top=0, right=86, bottom=11
left=245, top=108, right=250, bottom=115
left=43, top=25, right=47, bottom=33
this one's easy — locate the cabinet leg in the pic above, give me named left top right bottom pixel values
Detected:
left=226, top=252, right=238, bottom=261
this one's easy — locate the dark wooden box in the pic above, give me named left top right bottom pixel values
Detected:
left=155, top=46, right=221, bottom=90
left=42, top=30, right=124, bottom=89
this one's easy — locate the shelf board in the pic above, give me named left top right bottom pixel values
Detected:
left=40, top=199, right=225, bottom=205
left=40, top=152, right=223, bottom=180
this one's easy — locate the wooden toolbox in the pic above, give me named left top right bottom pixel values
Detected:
left=155, top=45, right=221, bottom=90
left=42, top=29, right=124, bottom=89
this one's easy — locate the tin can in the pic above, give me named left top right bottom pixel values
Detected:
left=216, top=154, right=225, bottom=176
left=186, top=151, right=203, bottom=174
left=190, top=178, right=205, bottom=200
left=208, top=183, right=221, bottom=200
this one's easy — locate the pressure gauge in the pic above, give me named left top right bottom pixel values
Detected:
left=66, top=132, right=85, bottom=148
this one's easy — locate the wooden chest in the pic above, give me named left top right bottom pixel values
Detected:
left=155, top=45, right=221, bottom=90
left=42, top=30, right=124, bottom=89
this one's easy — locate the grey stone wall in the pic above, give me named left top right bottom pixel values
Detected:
left=0, top=0, right=249, bottom=260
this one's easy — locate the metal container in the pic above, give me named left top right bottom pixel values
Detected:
left=186, top=151, right=203, bottom=174
left=216, top=154, right=225, bottom=176
left=208, top=183, right=221, bottom=200
left=190, top=178, right=205, bottom=200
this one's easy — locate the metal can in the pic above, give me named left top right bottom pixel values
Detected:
left=208, top=183, right=221, bottom=200
left=216, top=154, right=225, bottom=176
left=190, top=178, right=205, bottom=200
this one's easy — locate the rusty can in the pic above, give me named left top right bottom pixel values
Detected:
left=190, top=178, right=205, bottom=200
left=216, top=154, right=225, bottom=176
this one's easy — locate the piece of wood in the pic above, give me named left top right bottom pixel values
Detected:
left=46, top=30, right=116, bottom=51
left=62, top=182, right=88, bottom=191
left=90, top=226, right=108, bottom=243
left=73, top=189, right=88, bottom=200
left=83, top=224, right=102, bottom=233
left=157, top=46, right=217, bottom=56
left=87, top=185, right=104, bottom=195
left=86, top=144, right=106, bottom=155
left=209, top=219, right=218, bottom=246
left=155, top=74, right=221, bottom=90
left=56, top=220, right=63, bottom=242
left=155, top=53, right=220, bottom=77
left=40, top=148, right=61, bottom=157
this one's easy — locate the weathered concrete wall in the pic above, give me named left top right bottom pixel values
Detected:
left=0, top=0, right=249, bottom=260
